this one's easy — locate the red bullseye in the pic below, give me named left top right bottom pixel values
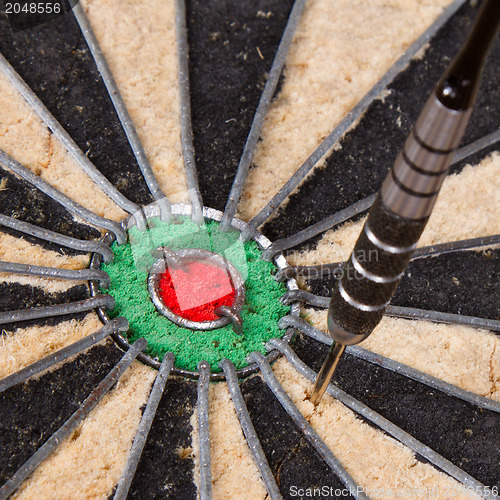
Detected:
left=158, top=260, right=237, bottom=322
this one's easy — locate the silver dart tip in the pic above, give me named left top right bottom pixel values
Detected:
left=310, top=342, right=346, bottom=406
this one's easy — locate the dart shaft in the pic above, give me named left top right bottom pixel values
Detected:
left=311, top=0, right=500, bottom=405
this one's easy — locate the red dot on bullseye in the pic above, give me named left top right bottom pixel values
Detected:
left=158, top=260, right=237, bottom=322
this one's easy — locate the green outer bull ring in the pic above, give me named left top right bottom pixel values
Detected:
left=88, top=202, right=300, bottom=381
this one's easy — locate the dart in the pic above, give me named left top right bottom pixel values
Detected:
left=310, top=0, right=500, bottom=406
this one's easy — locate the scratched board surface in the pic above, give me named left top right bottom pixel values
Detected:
left=0, top=0, right=498, bottom=498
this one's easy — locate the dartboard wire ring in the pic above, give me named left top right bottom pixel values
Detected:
left=88, top=202, right=300, bottom=381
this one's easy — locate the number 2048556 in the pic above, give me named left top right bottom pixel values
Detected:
left=5, top=2, right=62, bottom=14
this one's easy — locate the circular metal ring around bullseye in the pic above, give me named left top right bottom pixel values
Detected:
left=148, top=248, right=246, bottom=331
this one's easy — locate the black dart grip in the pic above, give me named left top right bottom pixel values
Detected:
left=328, top=194, right=426, bottom=345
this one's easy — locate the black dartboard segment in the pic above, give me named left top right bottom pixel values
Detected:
left=0, top=9, right=153, bottom=206
left=0, top=283, right=90, bottom=331
left=0, top=167, right=101, bottom=241
left=305, top=249, right=500, bottom=322
left=0, top=343, right=123, bottom=488
left=263, top=0, right=500, bottom=242
left=186, top=0, right=295, bottom=211
left=126, top=378, right=197, bottom=500
left=393, top=249, right=500, bottom=320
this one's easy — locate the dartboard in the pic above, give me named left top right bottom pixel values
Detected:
left=0, top=0, right=499, bottom=498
